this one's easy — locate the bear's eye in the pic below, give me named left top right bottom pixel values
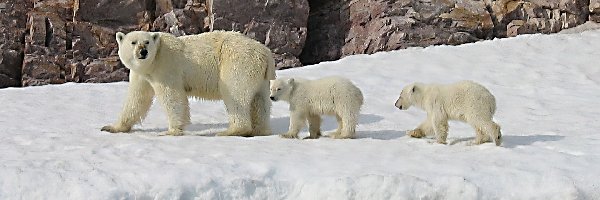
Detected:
left=144, top=41, right=150, bottom=45
left=277, top=88, right=281, bottom=91
left=131, top=41, right=137, bottom=45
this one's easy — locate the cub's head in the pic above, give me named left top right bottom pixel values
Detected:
left=395, top=83, right=423, bottom=110
left=115, top=31, right=161, bottom=72
left=269, top=78, right=295, bottom=102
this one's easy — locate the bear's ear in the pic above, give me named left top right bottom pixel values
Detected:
left=116, top=32, right=125, bottom=44
left=151, top=32, right=160, bottom=43
left=287, top=78, right=295, bottom=85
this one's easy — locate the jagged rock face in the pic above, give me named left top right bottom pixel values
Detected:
left=0, top=0, right=595, bottom=88
left=491, top=0, right=590, bottom=37
left=301, top=0, right=591, bottom=64
left=0, top=0, right=31, bottom=87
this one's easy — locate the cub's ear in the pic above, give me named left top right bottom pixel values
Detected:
left=287, top=78, right=295, bottom=85
left=116, top=32, right=125, bottom=44
left=151, top=32, right=160, bottom=43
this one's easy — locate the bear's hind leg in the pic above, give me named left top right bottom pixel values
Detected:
left=333, top=112, right=358, bottom=139
left=250, top=82, right=272, bottom=136
left=218, top=89, right=254, bottom=137
left=472, top=126, right=491, bottom=145
left=327, top=115, right=343, bottom=138
left=471, top=120, right=502, bottom=146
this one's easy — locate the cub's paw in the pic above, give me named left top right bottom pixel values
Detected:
left=100, top=125, right=130, bottom=133
left=408, top=129, right=425, bottom=138
left=160, top=129, right=184, bottom=136
left=436, top=139, right=448, bottom=145
left=279, top=133, right=299, bottom=139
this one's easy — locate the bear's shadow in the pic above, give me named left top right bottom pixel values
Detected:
left=501, top=134, right=565, bottom=148
left=134, top=113, right=387, bottom=138
left=447, top=134, right=565, bottom=147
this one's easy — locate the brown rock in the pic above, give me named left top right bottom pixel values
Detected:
left=83, top=57, right=129, bottom=83
left=592, top=0, right=600, bottom=22
left=447, top=32, right=480, bottom=45
left=152, top=0, right=208, bottom=36
left=21, top=55, right=65, bottom=86
left=491, top=0, right=589, bottom=37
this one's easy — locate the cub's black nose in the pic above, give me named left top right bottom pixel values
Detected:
left=270, top=96, right=276, bottom=101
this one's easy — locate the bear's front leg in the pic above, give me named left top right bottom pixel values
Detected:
left=431, top=116, right=449, bottom=144
left=281, top=112, right=306, bottom=139
left=102, top=72, right=154, bottom=133
left=409, top=120, right=433, bottom=138
left=304, top=114, right=322, bottom=139
left=153, top=83, right=190, bottom=136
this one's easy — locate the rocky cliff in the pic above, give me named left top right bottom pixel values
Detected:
left=0, top=0, right=597, bottom=88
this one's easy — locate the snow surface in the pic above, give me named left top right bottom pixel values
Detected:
left=1, top=29, right=600, bottom=199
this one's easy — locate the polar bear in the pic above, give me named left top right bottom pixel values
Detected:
left=270, top=77, right=363, bottom=139
left=395, top=80, right=502, bottom=146
left=101, top=31, right=276, bottom=136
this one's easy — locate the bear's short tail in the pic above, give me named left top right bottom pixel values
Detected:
left=265, top=53, right=276, bottom=80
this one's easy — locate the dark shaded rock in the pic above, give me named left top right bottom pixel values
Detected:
left=0, top=0, right=31, bottom=88
left=74, top=0, right=153, bottom=30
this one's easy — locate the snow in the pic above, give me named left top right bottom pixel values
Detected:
left=2, top=29, right=600, bottom=199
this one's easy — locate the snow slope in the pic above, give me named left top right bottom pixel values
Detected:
left=1, top=29, right=600, bottom=199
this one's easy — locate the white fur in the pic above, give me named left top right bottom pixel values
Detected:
left=395, top=80, right=502, bottom=146
left=102, top=31, right=276, bottom=136
left=270, top=77, right=364, bottom=139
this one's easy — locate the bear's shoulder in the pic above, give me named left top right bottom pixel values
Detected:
left=158, top=32, right=185, bottom=52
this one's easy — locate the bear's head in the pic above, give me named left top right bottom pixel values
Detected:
left=115, top=31, right=161, bottom=73
left=269, top=78, right=295, bottom=102
left=395, top=83, right=423, bottom=110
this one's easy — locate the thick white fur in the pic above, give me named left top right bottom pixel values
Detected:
left=270, top=77, right=364, bottom=139
left=102, top=31, right=276, bottom=136
left=395, top=80, right=502, bottom=146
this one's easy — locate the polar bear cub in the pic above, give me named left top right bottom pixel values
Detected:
left=395, top=80, right=502, bottom=146
left=270, top=77, right=364, bottom=139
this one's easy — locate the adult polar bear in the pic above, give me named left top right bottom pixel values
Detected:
left=101, top=31, right=276, bottom=136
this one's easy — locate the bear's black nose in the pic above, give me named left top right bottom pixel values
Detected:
left=140, top=49, right=148, bottom=59
left=270, top=96, right=276, bottom=101
left=398, top=105, right=403, bottom=110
